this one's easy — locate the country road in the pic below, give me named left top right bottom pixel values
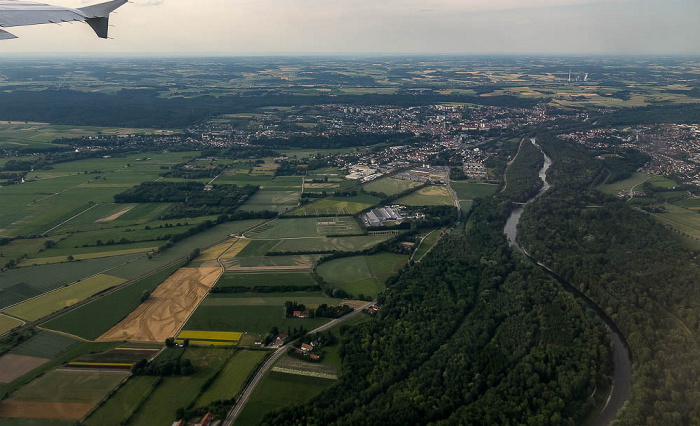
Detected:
left=222, top=301, right=375, bottom=426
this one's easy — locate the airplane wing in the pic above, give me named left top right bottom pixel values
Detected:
left=0, top=0, right=127, bottom=40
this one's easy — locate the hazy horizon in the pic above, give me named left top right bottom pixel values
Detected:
left=0, top=0, right=698, bottom=56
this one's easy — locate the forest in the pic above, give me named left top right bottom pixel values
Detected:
left=113, top=181, right=259, bottom=218
left=518, top=135, right=700, bottom=424
left=261, top=145, right=613, bottom=425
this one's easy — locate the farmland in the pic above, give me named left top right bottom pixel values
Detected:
left=43, top=262, right=184, bottom=340
left=83, top=376, right=160, bottom=426
left=450, top=181, right=499, bottom=200
left=97, top=265, right=222, bottom=343
left=246, top=217, right=363, bottom=239
left=10, top=331, right=77, bottom=359
left=195, top=350, right=268, bottom=408
left=0, top=355, right=49, bottom=384
left=235, top=372, right=336, bottom=426
left=290, top=195, right=380, bottom=216
left=237, top=190, right=300, bottom=213
left=363, top=177, right=422, bottom=196
left=214, top=272, right=317, bottom=289
left=651, top=204, right=700, bottom=239
left=316, top=252, right=408, bottom=297
left=183, top=292, right=339, bottom=333
left=2, top=369, right=128, bottom=421
left=598, top=172, right=652, bottom=195
left=0, top=315, right=22, bottom=336
left=4, top=274, right=126, bottom=322
left=396, top=185, right=454, bottom=206
left=127, top=348, right=230, bottom=426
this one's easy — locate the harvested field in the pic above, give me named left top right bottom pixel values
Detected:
left=0, top=354, right=49, bottom=383
left=0, top=401, right=94, bottom=420
left=96, top=205, right=136, bottom=222
left=7, top=369, right=128, bottom=403
left=198, top=240, right=237, bottom=261
left=97, top=267, right=221, bottom=342
left=396, top=185, right=453, bottom=206
left=219, top=238, right=250, bottom=260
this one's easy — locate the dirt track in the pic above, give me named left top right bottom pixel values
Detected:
left=97, top=266, right=221, bottom=343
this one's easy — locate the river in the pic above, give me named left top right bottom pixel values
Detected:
left=503, top=138, right=632, bottom=426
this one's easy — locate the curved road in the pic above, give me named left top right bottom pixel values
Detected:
left=503, top=138, right=632, bottom=425
left=223, top=301, right=375, bottom=426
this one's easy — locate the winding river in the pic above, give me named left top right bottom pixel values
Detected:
left=503, top=138, right=632, bottom=426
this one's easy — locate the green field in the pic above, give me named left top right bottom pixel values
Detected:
left=675, top=197, right=700, bottom=209
left=83, top=376, right=160, bottom=426
left=459, top=200, right=474, bottom=213
left=651, top=204, right=700, bottom=239
left=195, top=350, right=268, bottom=408
left=184, top=293, right=335, bottom=333
left=0, top=314, right=23, bottom=336
left=0, top=254, right=142, bottom=310
left=4, top=274, right=126, bottom=322
left=10, top=331, right=78, bottom=359
left=290, top=195, right=380, bottom=216
left=396, top=185, right=453, bottom=206
left=450, top=181, right=499, bottom=200
left=413, top=230, right=443, bottom=262
left=235, top=372, right=335, bottom=426
left=0, top=151, right=197, bottom=238
left=599, top=172, right=652, bottom=195
left=7, top=369, right=127, bottom=403
left=128, top=348, right=230, bottom=426
left=363, top=177, right=422, bottom=196
left=222, top=254, right=321, bottom=271
left=237, top=190, right=299, bottom=213
left=272, top=235, right=391, bottom=253
left=215, top=272, right=317, bottom=288
left=316, top=253, right=408, bottom=297
left=43, top=262, right=183, bottom=340
left=246, top=217, right=362, bottom=239
left=236, top=239, right=280, bottom=257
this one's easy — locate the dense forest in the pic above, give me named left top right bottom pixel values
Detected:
left=501, top=138, right=545, bottom=202
left=518, top=135, right=700, bottom=424
left=114, top=181, right=258, bottom=218
left=261, top=147, right=613, bottom=425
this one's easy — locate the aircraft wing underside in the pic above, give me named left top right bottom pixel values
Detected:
left=0, top=0, right=127, bottom=39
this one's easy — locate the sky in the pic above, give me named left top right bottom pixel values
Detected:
left=0, top=0, right=699, bottom=55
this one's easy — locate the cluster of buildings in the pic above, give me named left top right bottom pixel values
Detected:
left=292, top=341, right=321, bottom=361
left=361, top=206, right=405, bottom=227
left=560, top=124, right=700, bottom=184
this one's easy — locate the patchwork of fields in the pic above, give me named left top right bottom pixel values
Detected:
left=0, top=142, right=454, bottom=425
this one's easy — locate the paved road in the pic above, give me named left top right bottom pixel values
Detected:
left=223, top=301, right=375, bottom=426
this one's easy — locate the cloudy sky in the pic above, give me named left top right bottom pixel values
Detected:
left=1, top=0, right=698, bottom=55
